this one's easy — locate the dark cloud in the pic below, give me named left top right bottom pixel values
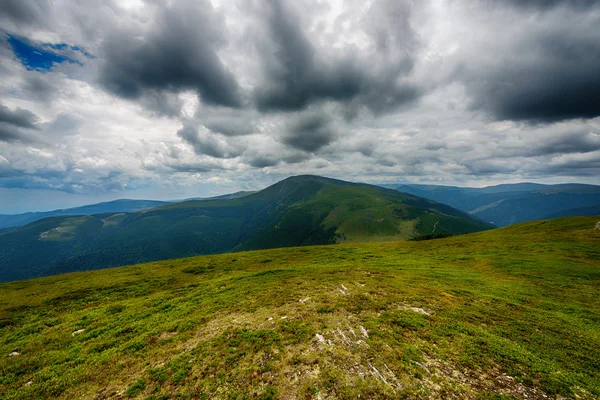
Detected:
left=0, top=0, right=49, bottom=25
left=0, top=124, right=25, bottom=142
left=503, top=0, right=600, bottom=10
left=465, top=13, right=600, bottom=122
left=204, top=116, right=255, bottom=137
left=138, top=91, right=184, bottom=118
left=177, top=125, right=242, bottom=159
left=248, top=156, right=280, bottom=168
left=254, top=0, right=421, bottom=114
left=282, top=112, right=337, bottom=152
left=532, top=131, right=600, bottom=156
left=99, top=0, right=242, bottom=110
left=0, top=103, right=39, bottom=129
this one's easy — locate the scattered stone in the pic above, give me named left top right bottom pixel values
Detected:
left=336, top=329, right=350, bottom=344
left=267, top=317, right=273, bottom=321
left=595, top=221, right=600, bottom=230
left=315, top=333, right=325, bottom=343
left=368, top=363, right=394, bottom=390
left=24, top=381, right=32, bottom=387
left=414, top=361, right=431, bottom=375
left=359, top=325, right=368, bottom=338
left=349, top=327, right=357, bottom=339
left=158, top=331, right=177, bottom=340
left=8, top=351, right=20, bottom=357
left=399, top=305, right=431, bottom=316
left=299, top=297, right=311, bottom=303
left=280, top=316, right=287, bottom=320
left=72, top=329, right=85, bottom=336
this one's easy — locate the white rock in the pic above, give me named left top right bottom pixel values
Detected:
left=8, top=351, right=20, bottom=357
left=267, top=317, right=273, bottom=321
left=359, top=325, right=368, bottom=338
left=25, top=381, right=32, bottom=387
left=280, top=316, right=287, bottom=320
left=71, top=329, right=85, bottom=336
left=299, top=297, right=311, bottom=303
left=315, top=333, right=325, bottom=343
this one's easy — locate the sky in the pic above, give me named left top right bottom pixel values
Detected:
left=0, top=0, right=599, bottom=213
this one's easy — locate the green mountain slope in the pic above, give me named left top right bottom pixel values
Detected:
left=392, top=182, right=600, bottom=226
left=0, top=216, right=598, bottom=399
left=0, top=199, right=171, bottom=229
left=0, top=175, right=493, bottom=282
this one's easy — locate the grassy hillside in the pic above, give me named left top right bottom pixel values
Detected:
left=0, top=175, right=492, bottom=282
left=0, top=216, right=598, bottom=399
left=392, top=183, right=600, bottom=227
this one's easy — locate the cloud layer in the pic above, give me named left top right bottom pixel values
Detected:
left=0, top=0, right=599, bottom=209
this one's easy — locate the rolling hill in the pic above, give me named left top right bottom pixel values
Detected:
left=0, top=216, right=598, bottom=399
left=388, top=182, right=600, bottom=226
left=0, top=175, right=493, bottom=282
left=0, top=199, right=171, bottom=230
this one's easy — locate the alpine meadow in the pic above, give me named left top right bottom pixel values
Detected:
left=1, top=0, right=600, bottom=400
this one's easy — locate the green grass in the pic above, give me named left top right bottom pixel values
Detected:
left=0, top=216, right=598, bottom=399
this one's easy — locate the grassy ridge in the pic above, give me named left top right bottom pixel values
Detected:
left=0, top=175, right=492, bottom=282
left=0, top=216, right=598, bottom=399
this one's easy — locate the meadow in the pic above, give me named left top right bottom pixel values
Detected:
left=1, top=216, right=598, bottom=399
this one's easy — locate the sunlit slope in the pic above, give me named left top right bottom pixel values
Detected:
left=0, top=175, right=492, bottom=282
left=0, top=216, right=598, bottom=399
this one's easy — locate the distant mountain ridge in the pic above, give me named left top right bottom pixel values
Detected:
left=386, top=182, right=600, bottom=226
left=0, top=199, right=171, bottom=229
left=0, top=175, right=493, bottom=282
left=0, top=192, right=257, bottom=230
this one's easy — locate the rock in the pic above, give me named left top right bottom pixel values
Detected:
left=315, top=333, right=325, bottom=343
left=267, top=317, right=273, bottom=321
left=25, top=381, right=32, bottom=387
left=8, top=351, right=20, bottom=357
left=280, top=316, right=287, bottom=320
left=299, top=297, right=310, bottom=303
left=71, top=329, right=85, bottom=336
left=595, top=221, right=600, bottom=230
left=399, top=305, right=431, bottom=315
left=359, top=325, right=368, bottom=338
left=414, top=361, right=431, bottom=375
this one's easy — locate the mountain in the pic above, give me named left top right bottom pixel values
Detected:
left=172, top=190, right=256, bottom=202
left=390, top=182, right=600, bottom=226
left=0, top=216, right=598, bottom=399
left=0, top=175, right=493, bottom=282
left=0, top=199, right=171, bottom=229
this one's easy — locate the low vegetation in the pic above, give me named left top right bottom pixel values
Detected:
left=0, top=216, right=598, bottom=399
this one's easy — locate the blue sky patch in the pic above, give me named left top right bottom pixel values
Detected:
left=7, top=35, right=92, bottom=72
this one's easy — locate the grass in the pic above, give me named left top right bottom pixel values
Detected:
left=0, top=216, right=598, bottom=399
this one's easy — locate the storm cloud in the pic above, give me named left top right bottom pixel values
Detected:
left=177, top=125, right=243, bottom=159
left=0, top=0, right=599, bottom=207
left=99, top=0, right=242, bottom=110
left=0, top=0, right=49, bottom=26
left=253, top=0, right=421, bottom=114
left=281, top=112, right=337, bottom=153
left=0, top=103, right=39, bottom=129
